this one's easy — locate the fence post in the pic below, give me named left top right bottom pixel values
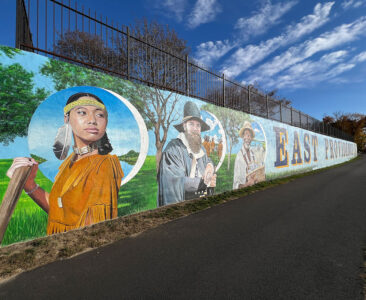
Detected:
left=290, top=107, right=293, bottom=125
left=222, top=73, right=225, bottom=107
left=248, top=86, right=251, bottom=114
left=299, top=112, right=302, bottom=128
left=186, top=55, right=189, bottom=97
left=266, top=95, right=269, bottom=119
left=279, top=102, right=282, bottom=122
left=127, top=26, right=130, bottom=81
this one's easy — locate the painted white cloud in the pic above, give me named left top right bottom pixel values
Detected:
left=187, top=0, right=222, bottom=29
left=221, top=2, right=334, bottom=78
left=341, top=0, right=364, bottom=9
left=247, top=16, right=366, bottom=83
left=205, top=117, right=218, bottom=131
left=107, top=127, right=140, bottom=155
left=194, top=40, right=236, bottom=66
left=235, top=0, right=298, bottom=40
left=161, top=0, right=187, bottom=21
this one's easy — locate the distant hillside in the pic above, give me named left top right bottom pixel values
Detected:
left=118, top=150, right=139, bottom=164
left=30, top=154, right=47, bottom=164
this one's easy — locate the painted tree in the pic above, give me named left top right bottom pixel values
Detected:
left=47, top=19, right=191, bottom=170
left=201, top=103, right=250, bottom=170
left=0, top=55, right=49, bottom=145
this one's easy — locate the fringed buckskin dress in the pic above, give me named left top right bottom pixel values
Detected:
left=46, top=153, right=123, bottom=234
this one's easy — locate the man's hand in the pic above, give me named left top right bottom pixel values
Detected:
left=203, top=163, right=216, bottom=187
left=208, top=174, right=217, bottom=187
left=246, top=174, right=256, bottom=186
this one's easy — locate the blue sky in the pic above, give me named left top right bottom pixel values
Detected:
left=1, top=0, right=366, bottom=120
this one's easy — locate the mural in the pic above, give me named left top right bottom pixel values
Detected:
left=0, top=46, right=357, bottom=246
left=233, top=121, right=266, bottom=189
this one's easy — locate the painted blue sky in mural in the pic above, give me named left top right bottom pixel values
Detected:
left=26, top=86, right=140, bottom=181
left=1, top=0, right=366, bottom=119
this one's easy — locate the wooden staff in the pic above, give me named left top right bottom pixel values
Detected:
left=0, top=166, right=33, bottom=244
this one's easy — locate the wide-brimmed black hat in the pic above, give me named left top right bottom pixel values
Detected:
left=174, top=101, right=210, bottom=132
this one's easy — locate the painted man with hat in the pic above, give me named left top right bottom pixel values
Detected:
left=157, top=101, right=216, bottom=206
left=233, top=121, right=262, bottom=189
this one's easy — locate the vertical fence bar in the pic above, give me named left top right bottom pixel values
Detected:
left=248, top=86, right=251, bottom=114
left=61, top=0, right=63, bottom=37
left=299, top=112, right=302, bottom=128
left=222, top=73, right=225, bottom=107
left=53, top=0, right=55, bottom=53
left=68, top=0, right=70, bottom=32
left=186, top=54, right=189, bottom=96
left=75, top=1, right=77, bottom=31
left=15, top=0, right=20, bottom=48
left=36, top=0, right=39, bottom=49
left=44, top=0, right=47, bottom=51
left=279, top=102, right=282, bottom=122
left=290, top=107, right=293, bottom=125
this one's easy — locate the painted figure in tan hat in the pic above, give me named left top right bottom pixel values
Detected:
left=157, top=101, right=216, bottom=206
left=233, top=121, right=264, bottom=189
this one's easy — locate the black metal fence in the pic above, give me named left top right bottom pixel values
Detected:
left=15, top=0, right=353, bottom=141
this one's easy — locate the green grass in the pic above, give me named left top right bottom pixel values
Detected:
left=118, top=156, right=158, bottom=216
left=0, top=159, right=52, bottom=246
left=215, top=154, right=236, bottom=194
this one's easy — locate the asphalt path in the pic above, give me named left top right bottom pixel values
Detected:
left=1, top=156, right=366, bottom=299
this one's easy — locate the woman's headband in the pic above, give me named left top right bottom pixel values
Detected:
left=64, top=96, right=106, bottom=114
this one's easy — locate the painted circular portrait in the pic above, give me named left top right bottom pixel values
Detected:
left=27, top=86, right=148, bottom=185
left=232, top=120, right=267, bottom=189
left=200, top=110, right=226, bottom=172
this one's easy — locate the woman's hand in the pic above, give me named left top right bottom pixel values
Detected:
left=6, top=157, right=39, bottom=191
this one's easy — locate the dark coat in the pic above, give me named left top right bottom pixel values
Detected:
left=157, top=138, right=212, bottom=206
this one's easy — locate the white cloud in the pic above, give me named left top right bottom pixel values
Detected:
left=247, top=16, right=366, bottom=83
left=352, top=51, right=366, bottom=62
left=194, top=40, right=236, bottom=66
left=221, top=2, right=334, bottom=78
left=235, top=0, right=298, bottom=40
left=161, top=0, right=187, bottom=21
left=341, top=0, right=364, bottom=9
left=254, top=50, right=354, bottom=89
left=187, top=0, right=222, bottom=29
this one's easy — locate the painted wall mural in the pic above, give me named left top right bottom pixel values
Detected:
left=0, top=46, right=357, bottom=246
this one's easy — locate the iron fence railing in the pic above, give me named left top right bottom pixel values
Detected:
left=15, top=0, right=353, bottom=141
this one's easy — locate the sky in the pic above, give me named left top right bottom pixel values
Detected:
left=1, top=0, right=366, bottom=120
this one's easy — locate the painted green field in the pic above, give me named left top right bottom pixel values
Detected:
left=118, top=156, right=158, bottom=216
left=0, top=154, right=238, bottom=245
left=118, top=154, right=237, bottom=216
left=0, top=159, right=51, bottom=246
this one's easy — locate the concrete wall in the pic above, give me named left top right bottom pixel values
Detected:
left=0, top=47, right=357, bottom=245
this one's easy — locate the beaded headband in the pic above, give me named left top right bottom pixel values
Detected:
left=64, top=96, right=106, bottom=114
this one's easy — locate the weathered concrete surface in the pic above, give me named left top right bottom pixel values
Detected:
left=1, top=156, right=365, bottom=299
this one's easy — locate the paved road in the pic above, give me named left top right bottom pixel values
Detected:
left=1, top=156, right=366, bottom=299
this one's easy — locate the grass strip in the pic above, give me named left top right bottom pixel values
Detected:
left=0, top=155, right=360, bottom=282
